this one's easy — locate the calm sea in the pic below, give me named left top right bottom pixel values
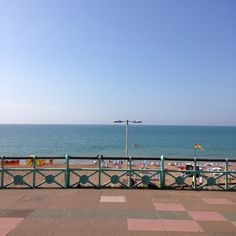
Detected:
left=0, top=125, right=236, bottom=158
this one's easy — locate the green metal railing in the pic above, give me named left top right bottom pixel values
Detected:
left=0, top=155, right=236, bottom=190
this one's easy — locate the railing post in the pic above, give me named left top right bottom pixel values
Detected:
left=193, top=158, right=197, bottom=190
left=65, top=154, right=70, bottom=188
left=33, top=155, right=36, bottom=188
left=160, top=155, right=165, bottom=189
left=225, top=158, right=229, bottom=191
left=98, top=155, right=102, bottom=188
left=129, top=156, right=132, bottom=188
left=1, top=156, right=4, bottom=188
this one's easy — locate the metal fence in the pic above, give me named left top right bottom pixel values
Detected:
left=1, top=155, right=236, bottom=190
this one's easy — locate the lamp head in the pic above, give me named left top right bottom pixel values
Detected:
left=113, top=120, right=123, bottom=123
left=132, top=120, right=142, bottom=123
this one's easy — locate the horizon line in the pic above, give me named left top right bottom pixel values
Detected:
left=0, top=123, right=236, bottom=127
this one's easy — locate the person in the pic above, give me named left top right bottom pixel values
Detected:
left=199, top=175, right=203, bottom=185
left=192, top=176, right=195, bottom=187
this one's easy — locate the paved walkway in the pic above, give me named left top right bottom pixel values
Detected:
left=0, top=189, right=236, bottom=235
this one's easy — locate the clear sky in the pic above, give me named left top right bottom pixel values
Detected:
left=0, top=0, right=235, bottom=125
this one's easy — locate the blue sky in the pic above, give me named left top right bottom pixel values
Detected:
left=0, top=0, right=235, bottom=125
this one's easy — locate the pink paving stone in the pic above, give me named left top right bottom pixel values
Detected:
left=0, top=218, right=24, bottom=236
left=152, top=198, right=179, bottom=203
left=188, top=211, right=227, bottom=221
left=154, top=203, right=185, bottom=211
left=162, top=220, right=204, bottom=232
left=127, top=219, right=164, bottom=231
left=231, top=221, right=236, bottom=227
left=202, top=198, right=234, bottom=205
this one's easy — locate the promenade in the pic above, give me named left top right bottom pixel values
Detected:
left=1, top=189, right=236, bottom=236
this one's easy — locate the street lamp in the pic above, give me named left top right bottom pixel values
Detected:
left=113, top=119, right=142, bottom=157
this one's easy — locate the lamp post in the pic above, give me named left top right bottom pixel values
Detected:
left=113, top=119, right=142, bottom=157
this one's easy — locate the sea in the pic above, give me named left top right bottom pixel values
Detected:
left=0, top=124, right=236, bottom=159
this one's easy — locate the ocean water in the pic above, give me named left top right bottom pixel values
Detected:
left=0, top=125, right=236, bottom=158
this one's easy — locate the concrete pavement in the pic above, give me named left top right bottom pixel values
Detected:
left=0, top=189, right=236, bottom=235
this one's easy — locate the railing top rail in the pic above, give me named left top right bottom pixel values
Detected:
left=164, top=157, right=236, bottom=162
left=1, top=156, right=64, bottom=160
left=1, top=156, right=236, bottom=162
left=2, top=156, right=162, bottom=161
left=96, top=156, right=162, bottom=161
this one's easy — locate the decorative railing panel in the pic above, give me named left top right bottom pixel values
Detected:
left=0, top=155, right=235, bottom=190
